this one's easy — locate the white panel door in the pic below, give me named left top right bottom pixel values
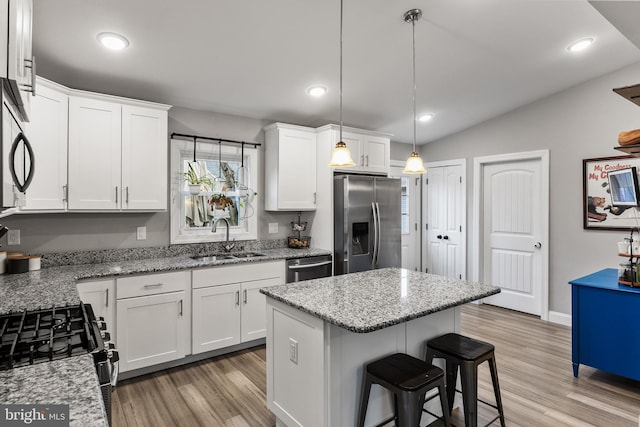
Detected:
left=276, top=127, right=316, bottom=210
left=192, top=284, right=241, bottom=354
left=241, top=277, right=281, bottom=342
left=363, top=135, right=389, bottom=174
left=340, top=131, right=363, bottom=170
left=116, top=291, right=186, bottom=372
left=68, top=96, right=121, bottom=210
left=23, top=83, right=68, bottom=210
left=390, top=166, right=420, bottom=271
left=76, top=279, right=116, bottom=341
left=121, top=105, right=167, bottom=210
left=482, top=159, right=542, bottom=315
left=425, top=165, right=464, bottom=278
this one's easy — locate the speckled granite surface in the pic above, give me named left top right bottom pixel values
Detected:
left=0, top=247, right=331, bottom=315
left=261, top=268, right=500, bottom=333
left=40, top=239, right=290, bottom=267
left=0, top=354, right=108, bottom=427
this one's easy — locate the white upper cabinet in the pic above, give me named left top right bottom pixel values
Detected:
left=23, top=79, right=68, bottom=210
left=121, top=105, right=168, bottom=210
left=68, top=96, right=122, bottom=210
left=264, top=123, right=317, bottom=211
left=317, top=124, right=391, bottom=176
left=66, top=92, right=170, bottom=211
left=1, top=0, right=34, bottom=121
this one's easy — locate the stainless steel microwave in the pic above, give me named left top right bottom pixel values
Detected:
left=1, top=82, right=34, bottom=212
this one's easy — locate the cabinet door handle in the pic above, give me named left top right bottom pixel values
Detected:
left=235, top=290, right=240, bottom=306
left=126, top=186, right=129, bottom=204
left=437, top=235, right=443, bottom=239
left=243, top=289, right=247, bottom=304
left=443, top=235, right=449, bottom=240
left=105, top=288, right=109, bottom=308
left=179, top=299, right=183, bottom=316
left=360, top=155, right=364, bottom=167
left=115, top=187, right=118, bottom=204
left=365, top=155, right=369, bottom=167
left=313, top=192, right=316, bottom=204
left=143, top=283, right=163, bottom=289
left=20, top=57, right=36, bottom=96
left=62, top=185, right=68, bottom=202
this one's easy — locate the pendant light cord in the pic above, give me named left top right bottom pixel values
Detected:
left=339, top=0, right=343, bottom=143
left=412, top=16, right=417, bottom=153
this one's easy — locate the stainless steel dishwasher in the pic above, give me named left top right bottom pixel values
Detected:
left=286, top=255, right=333, bottom=282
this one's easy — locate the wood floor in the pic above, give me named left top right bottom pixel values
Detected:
left=112, top=304, right=640, bottom=427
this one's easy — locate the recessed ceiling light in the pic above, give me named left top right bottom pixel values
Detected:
left=97, top=32, right=129, bottom=50
left=307, top=85, right=328, bottom=97
left=567, top=38, right=594, bottom=52
left=417, top=113, right=434, bottom=122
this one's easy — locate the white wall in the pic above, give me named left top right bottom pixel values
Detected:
left=420, top=60, right=640, bottom=315
left=0, top=107, right=306, bottom=253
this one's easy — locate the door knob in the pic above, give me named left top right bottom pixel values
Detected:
left=443, top=235, right=449, bottom=240
left=534, top=242, right=542, bottom=249
left=437, top=235, right=442, bottom=239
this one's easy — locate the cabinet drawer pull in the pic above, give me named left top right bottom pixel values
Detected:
left=243, top=289, right=247, bottom=304
left=126, top=186, right=129, bottom=204
left=115, top=187, right=118, bottom=204
left=179, top=299, right=183, bottom=316
left=105, top=288, right=109, bottom=307
left=235, top=290, right=240, bottom=306
left=143, top=283, right=164, bottom=289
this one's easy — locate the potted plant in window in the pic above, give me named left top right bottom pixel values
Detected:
left=209, top=194, right=234, bottom=210
left=182, top=162, right=215, bottom=195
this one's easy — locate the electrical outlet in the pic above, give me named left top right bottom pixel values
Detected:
left=7, top=229, right=20, bottom=245
left=268, top=223, right=278, bottom=234
left=289, top=338, right=298, bottom=364
left=136, top=226, right=147, bottom=241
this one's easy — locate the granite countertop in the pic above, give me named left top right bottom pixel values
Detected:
left=0, top=354, right=108, bottom=427
left=0, top=247, right=331, bottom=315
left=260, top=267, right=500, bottom=333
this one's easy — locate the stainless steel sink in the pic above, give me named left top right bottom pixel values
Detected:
left=231, top=252, right=266, bottom=258
left=190, top=254, right=236, bottom=262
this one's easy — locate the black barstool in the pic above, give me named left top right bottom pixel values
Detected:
left=357, top=352, right=452, bottom=427
left=425, top=333, right=506, bottom=427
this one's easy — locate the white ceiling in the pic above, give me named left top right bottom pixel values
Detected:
left=33, top=0, right=640, bottom=144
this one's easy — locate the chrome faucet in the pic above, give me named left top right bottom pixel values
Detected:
left=212, top=218, right=235, bottom=252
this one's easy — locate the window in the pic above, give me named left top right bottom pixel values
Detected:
left=401, top=176, right=410, bottom=235
left=170, top=139, right=258, bottom=244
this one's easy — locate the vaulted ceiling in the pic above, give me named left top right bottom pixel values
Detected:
left=33, top=0, right=640, bottom=144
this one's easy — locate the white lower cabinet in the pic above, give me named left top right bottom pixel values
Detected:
left=116, top=271, right=190, bottom=373
left=76, top=279, right=116, bottom=341
left=192, top=261, right=284, bottom=355
left=192, top=284, right=241, bottom=352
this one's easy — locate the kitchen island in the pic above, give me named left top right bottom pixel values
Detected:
left=260, top=268, right=500, bottom=427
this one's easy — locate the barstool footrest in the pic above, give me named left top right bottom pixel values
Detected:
left=370, top=415, right=396, bottom=427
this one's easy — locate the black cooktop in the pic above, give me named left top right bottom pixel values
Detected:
left=0, top=304, right=97, bottom=370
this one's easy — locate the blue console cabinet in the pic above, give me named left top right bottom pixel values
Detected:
left=569, top=268, right=640, bottom=381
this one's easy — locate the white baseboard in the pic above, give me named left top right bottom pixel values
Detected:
left=548, top=310, right=571, bottom=327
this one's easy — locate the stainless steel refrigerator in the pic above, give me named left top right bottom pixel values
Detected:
left=334, top=174, right=401, bottom=275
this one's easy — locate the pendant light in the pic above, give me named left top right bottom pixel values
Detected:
left=328, top=0, right=355, bottom=167
left=402, top=9, right=426, bottom=174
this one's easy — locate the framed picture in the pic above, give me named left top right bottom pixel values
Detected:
left=583, top=155, right=640, bottom=230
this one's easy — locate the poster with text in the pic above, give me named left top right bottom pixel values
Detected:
left=583, top=155, right=640, bottom=230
